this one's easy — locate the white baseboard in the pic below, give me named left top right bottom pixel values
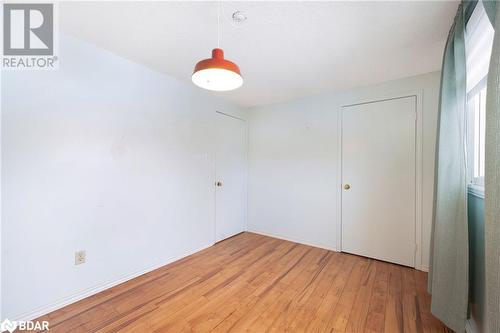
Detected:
left=10, top=242, right=214, bottom=322
left=249, top=230, right=430, bottom=273
left=248, top=229, right=338, bottom=252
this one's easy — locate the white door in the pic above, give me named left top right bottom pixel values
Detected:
left=215, top=112, right=247, bottom=242
left=341, top=96, right=416, bottom=267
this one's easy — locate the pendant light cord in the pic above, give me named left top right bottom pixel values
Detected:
left=217, top=0, right=221, bottom=48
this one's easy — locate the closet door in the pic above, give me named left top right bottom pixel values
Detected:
left=215, top=113, right=247, bottom=242
left=341, top=96, right=416, bottom=267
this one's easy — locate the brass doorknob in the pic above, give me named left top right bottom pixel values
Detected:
left=344, top=184, right=351, bottom=190
left=216, top=181, right=223, bottom=187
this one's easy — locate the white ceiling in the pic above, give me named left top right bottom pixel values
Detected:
left=60, top=1, right=457, bottom=108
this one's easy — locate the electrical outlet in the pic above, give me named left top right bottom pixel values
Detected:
left=75, top=250, right=86, bottom=265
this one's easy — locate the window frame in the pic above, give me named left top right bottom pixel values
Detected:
left=465, top=1, right=492, bottom=194
left=466, top=77, right=487, bottom=188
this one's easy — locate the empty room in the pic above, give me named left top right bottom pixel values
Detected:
left=1, top=0, right=500, bottom=332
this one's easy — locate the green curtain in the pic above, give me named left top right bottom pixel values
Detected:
left=428, top=3, right=469, bottom=332
left=483, top=0, right=497, bottom=25
left=483, top=1, right=500, bottom=332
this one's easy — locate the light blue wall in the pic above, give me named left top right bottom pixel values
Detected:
left=468, top=192, right=485, bottom=331
left=1, top=34, right=245, bottom=321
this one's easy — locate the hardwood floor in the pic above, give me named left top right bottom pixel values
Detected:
left=33, top=232, right=450, bottom=332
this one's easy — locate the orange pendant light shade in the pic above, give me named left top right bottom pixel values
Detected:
left=192, top=48, right=243, bottom=91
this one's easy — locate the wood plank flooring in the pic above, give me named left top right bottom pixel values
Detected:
left=33, top=232, right=450, bottom=332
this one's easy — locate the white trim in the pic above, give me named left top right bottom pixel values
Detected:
left=336, top=105, right=343, bottom=252
left=466, top=79, right=487, bottom=187
left=213, top=117, right=218, bottom=244
left=248, top=229, right=338, bottom=252
left=467, top=92, right=476, bottom=184
left=0, top=31, right=3, bottom=320
left=468, top=183, right=485, bottom=199
left=466, top=318, right=480, bottom=333
left=337, top=90, right=425, bottom=271
left=415, top=91, right=424, bottom=271
left=9, top=242, right=214, bottom=322
left=244, top=117, right=249, bottom=233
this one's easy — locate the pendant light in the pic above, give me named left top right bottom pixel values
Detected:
left=192, top=1, right=243, bottom=91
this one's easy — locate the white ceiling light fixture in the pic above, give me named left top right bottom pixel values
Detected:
left=192, top=1, right=243, bottom=92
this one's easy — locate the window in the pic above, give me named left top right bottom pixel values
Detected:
left=465, top=1, right=494, bottom=189
left=467, top=80, right=487, bottom=186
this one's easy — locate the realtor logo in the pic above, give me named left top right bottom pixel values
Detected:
left=0, top=319, right=17, bottom=333
left=2, top=2, right=58, bottom=69
left=3, top=3, right=53, bottom=55
left=0, top=319, right=50, bottom=332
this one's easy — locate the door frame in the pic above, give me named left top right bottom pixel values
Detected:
left=336, top=90, right=424, bottom=270
left=213, top=111, right=248, bottom=244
